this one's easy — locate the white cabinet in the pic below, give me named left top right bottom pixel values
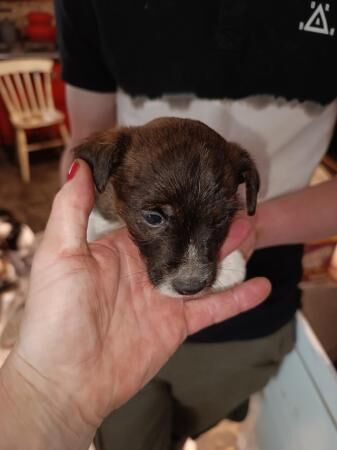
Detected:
left=257, top=313, right=337, bottom=450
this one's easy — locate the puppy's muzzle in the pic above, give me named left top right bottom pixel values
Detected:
left=172, top=276, right=208, bottom=296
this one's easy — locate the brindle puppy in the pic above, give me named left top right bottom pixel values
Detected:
left=74, top=117, right=259, bottom=297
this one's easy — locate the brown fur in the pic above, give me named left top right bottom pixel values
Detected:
left=74, top=117, right=259, bottom=295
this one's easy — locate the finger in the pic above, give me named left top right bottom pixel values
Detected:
left=239, top=230, right=256, bottom=261
left=218, top=215, right=252, bottom=260
left=185, top=277, right=271, bottom=335
left=42, top=159, right=95, bottom=254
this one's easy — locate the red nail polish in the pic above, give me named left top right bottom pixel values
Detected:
left=67, top=160, right=79, bottom=181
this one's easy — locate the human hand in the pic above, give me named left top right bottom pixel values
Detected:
left=225, top=212, right=259, bottom=262
left=0, top=160, right=270, bottom=450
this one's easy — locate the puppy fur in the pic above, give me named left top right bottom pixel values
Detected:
left=74, top=117, right=259, bottom=297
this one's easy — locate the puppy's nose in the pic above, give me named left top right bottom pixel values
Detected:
left=172, top=277, right=207, bottom=296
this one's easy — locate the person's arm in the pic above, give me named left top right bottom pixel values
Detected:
left=60, top=85, right=117, bottom=182
left=0, top=358, right=94, bottom=450
left=256, top=176, right=337, bottom=247
left=240, top=176, right=337, bottom=258
left=54, top=0, right=117, bottom=181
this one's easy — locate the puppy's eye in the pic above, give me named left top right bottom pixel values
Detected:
left=142, top=211, right=165, bottom=227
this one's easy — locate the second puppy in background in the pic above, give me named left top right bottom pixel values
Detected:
left=75, top=117, right=260, bottom=297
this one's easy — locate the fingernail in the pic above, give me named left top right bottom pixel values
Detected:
left=67, top=160, right=80, bottom=181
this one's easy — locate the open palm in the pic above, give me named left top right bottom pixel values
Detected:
left=11, top=161, right=270, bottom=430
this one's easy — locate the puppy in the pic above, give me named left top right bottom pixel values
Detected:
left=0, top=209, right=35, bottom=258
left=74, top=117, right=259, bottom=297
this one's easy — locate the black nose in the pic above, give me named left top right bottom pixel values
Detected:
left=172, top=277, right=207, bottom=296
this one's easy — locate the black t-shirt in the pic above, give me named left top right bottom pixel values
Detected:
left=55, top=0, right=337, bottom=103
left=55, top=0, right=335, bottom=342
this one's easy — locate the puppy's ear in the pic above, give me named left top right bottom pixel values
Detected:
left=229, top=144, right=260, bottom=215
left=73, top=129, right=131, bottom=193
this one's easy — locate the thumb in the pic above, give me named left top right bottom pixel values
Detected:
left=41, top=159, right=95, bottom=254
left=218, top=215, right=252, bottom=260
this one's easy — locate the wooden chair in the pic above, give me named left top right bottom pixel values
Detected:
left=0, top=58, right=69, bottom=182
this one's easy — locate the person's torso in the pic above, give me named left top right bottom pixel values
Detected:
left=88, top=1, right=337, bottom=340
left=89, top=0, right=337, bottom=200
left=93, top=0, right=337, bottom=104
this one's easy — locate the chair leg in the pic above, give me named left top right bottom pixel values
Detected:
left=59, top=123, right=70, bottom=146
left=16, top=129, right=30, bottom=183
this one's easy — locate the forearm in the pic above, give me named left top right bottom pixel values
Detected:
left=0, top=353, right=95, bottom=450
left=256, top=177, right=337, bottom=249
left=60, top=85, right=117, bottom=183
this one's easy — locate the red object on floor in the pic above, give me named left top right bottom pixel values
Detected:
left=25, top=24, right=56, bottom=42
left=26, top=11, right=53, bottom=26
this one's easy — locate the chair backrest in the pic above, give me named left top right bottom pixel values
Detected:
left=0, top=58, right=55, bottom=121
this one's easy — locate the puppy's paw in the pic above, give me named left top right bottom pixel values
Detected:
left=87, top=209, right=123, bottom=241
left=212, top=250, right=246, bottom=291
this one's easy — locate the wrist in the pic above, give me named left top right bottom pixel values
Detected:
left=0, top=350, right=95, bottom=450
left=253, top=199, right=279, bottom=250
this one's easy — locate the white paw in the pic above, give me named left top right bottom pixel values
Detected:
left=212, top=250, right=246, bottom=291
left=87, top=209, right=123, bottom=241
left=183, top=438, right=198, bottom=450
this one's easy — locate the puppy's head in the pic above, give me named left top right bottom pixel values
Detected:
left=75, top=117, right=259, bottom=296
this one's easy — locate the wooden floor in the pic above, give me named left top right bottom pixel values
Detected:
left=0, top=145, right=60, bottom=232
